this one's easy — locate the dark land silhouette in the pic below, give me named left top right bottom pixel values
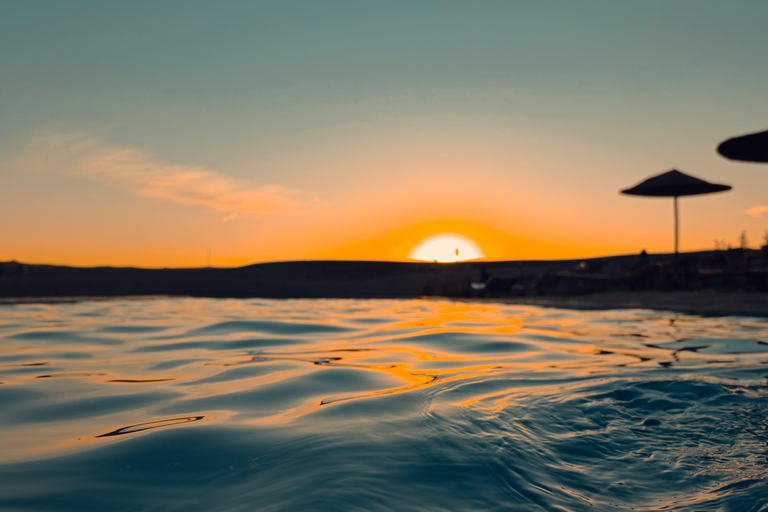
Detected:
left=3, top=250, right=768, bottom=315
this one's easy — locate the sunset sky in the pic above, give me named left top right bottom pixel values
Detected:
left=2, top=1, right=768, bottom=267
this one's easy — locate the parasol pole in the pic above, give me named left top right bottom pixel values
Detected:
left=673, top=195, right=680, bottom=287
left=673, top=195, right=679, bottom=255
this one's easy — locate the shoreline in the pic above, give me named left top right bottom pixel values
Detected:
left=2, top=290, right=768, bottom=318
left=500, top=290, right=768, bottom=317
left=2, top=256, right=767, bottom=317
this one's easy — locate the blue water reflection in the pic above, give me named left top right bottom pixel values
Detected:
left=0, top=298, right=766, bottom=511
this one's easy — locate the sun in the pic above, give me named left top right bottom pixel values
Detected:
left=408, top=233, right=485, bottom=262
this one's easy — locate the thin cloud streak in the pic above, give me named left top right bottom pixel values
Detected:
left=28, top=132, right=319, bottom=216
left=744, top=205, right=768, bottom=219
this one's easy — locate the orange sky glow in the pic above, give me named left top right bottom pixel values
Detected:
left=2, top=3, right=767, bottom=268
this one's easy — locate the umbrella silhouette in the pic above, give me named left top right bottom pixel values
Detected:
left=717, top=129, right=768, bottom=163
left=620, top=169, right=731, bottom=255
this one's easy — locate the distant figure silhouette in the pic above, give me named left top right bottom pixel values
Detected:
left=638, top=249, right=649, bottom=264
left=478, top=265, right=491, bottom=283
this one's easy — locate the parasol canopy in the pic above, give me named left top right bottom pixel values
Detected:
left=717, top=129, right=768, bottom=163
left=621, top=169, right=731, bottom=197
left=620, top=169, right=731, bottom=254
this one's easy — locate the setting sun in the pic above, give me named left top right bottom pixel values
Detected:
left=407, top=233, right=485, bottom=262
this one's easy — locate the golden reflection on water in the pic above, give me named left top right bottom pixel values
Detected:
left=1, top=298, right=767, bottom=462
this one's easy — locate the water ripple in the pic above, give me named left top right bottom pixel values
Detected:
left=96, top=416, right=206, bottom=437
left=0, top=298, right=767, bottom=511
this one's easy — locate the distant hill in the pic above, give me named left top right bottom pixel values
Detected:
left=0, top=250, right=761, bottom=299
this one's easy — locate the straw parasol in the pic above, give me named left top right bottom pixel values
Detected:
left=717, top=129, right=768, bottom=163
left=620, top=169, right=731, bottom=255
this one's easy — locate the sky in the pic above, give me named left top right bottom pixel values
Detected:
left=2, top=1, right=768, bottom=267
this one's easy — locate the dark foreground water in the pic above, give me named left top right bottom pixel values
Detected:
left=0, top=298, right=767, bottom=512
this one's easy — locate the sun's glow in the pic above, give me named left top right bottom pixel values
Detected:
left=408, top=233, right=485, bottom=262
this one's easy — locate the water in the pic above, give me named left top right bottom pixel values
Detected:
left=1, top=298, right=767, bottom=512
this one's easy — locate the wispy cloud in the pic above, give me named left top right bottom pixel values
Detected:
left=744, top=205, right=768, bottom=219
left=27, top=132, right=320, bottom=217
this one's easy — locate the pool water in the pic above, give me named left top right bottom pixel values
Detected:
left=0, top=298, right=767, bottom=511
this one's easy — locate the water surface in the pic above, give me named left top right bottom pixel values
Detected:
left=1, top=298, right=767, bottom=511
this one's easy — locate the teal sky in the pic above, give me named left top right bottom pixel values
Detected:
left=2, top=1, right=768, bottom=266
